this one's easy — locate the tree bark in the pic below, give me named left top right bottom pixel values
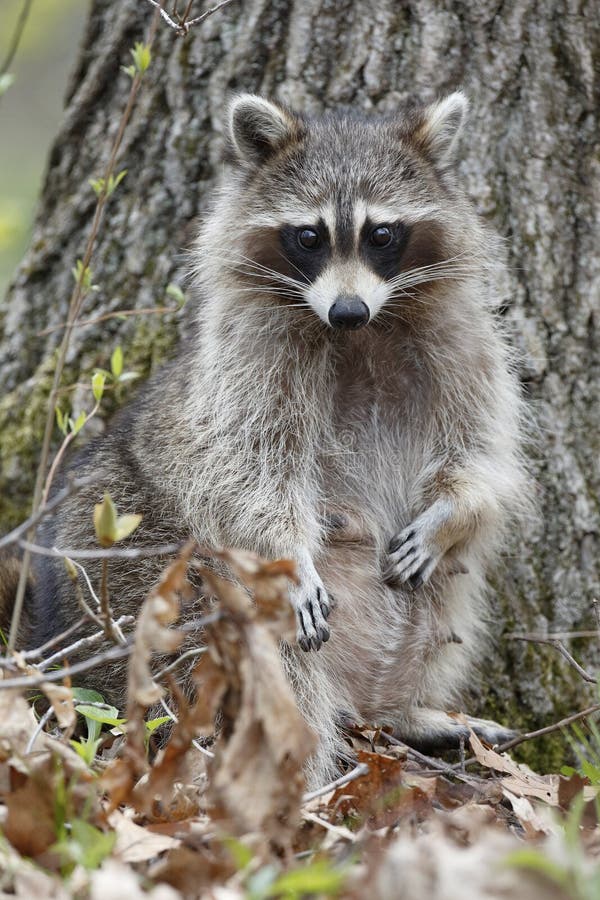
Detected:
left=1, top=0, right=598, bottom=765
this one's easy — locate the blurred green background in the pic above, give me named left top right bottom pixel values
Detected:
left=0, top=0, right=87, bottom=299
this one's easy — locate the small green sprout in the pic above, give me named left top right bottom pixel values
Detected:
left=93, top=493, right=142, bottom=547
left=71, top=259, right=98, bottom=293
left=122, top=42, right=152, bottom=78
left=89, top=169, right=127, bottom=199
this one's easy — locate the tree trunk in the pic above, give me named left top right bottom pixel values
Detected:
left=1, top=0, right=598, bottom=766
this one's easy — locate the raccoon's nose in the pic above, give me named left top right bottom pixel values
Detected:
left=328, top=295, right=370, bottom=330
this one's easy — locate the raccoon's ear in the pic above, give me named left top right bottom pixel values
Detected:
left=228, top=94, right=301, bottom=165
left=414, top=91, right=468, bottom=167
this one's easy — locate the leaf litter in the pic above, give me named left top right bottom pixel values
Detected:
left=0, top=546, right=599, bottom=898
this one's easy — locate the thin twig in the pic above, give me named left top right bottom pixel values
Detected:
left=0, top=643, right=132, bottom=691
left=507, top=630, right=600, bottom=641
left=38, top=615, right=134, bottom=672
left=8, top=6, right=163, bottom=651
left=154, top=646, right=207, bottom=680
left=0, top=0, right=33, bottom=77
left=495, top=704, right=600, bottom=754
left=0, top=475, right=95, bottom=551
left=144, top=0, right=237, bottom=34
left=302, top=762, right=370, bottom=804
left=98, top=557, right=126, bottom=645
left=159, top=697, right=215, bottom=758
left=18, top=539, right=183, bottom=560
left=26, top=706, right=54, bottom=754
left=379, top=732, right=481, bottom=786
left=184, top=0, right=237, bottom=30
left=37, top=303, right=181, bottom=336
left=508, top=634, right=596, bottom=683
left=66, top=558, right=105, bottom=628
left=41, top=402, right=100, bottom=507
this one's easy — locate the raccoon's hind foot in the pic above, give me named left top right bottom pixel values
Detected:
left=393, top=708, right=517, bottom=755
left=290, top=555, right=332, bottom=652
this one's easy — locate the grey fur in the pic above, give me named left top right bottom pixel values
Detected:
left=29, top=93, right=528, bottom=787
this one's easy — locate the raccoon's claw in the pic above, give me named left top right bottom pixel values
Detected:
left=294, top=585, right=331, bottom=652
left=384, top=521, right=441, bottom=587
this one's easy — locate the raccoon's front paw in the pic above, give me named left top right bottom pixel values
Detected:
left=384, top=516, right=444, bottom=589
left=290, top=577, right=332, bottom=652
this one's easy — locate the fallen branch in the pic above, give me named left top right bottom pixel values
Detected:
left=302, top=762, right=370, bottom=804
left=495, top=704, right=600, bottom=754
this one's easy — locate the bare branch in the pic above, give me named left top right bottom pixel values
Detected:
left=144, top=0, right=237, bottom=35
left=507, top=634, right=596, bottom=683
left=495, top=703, right=600, bottom=754
left=184, top=0, right=237, bottom=30
left=302, top=762, right=370, bottom=804
left=38, top=615, right=135, bottom=672
left=18, top=539, right=183, bottom=561
left=154, top=646, right=207, bottom=680
left=0, top=643, right=132, bottom=691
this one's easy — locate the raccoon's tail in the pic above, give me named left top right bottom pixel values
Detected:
left=0, top=554, right=32, bottom=648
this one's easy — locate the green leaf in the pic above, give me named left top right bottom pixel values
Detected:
left=69, top=410, right=87, bottom=435
left=92, top=371, right=106, bottom=403
left=131, top=41, right=151, bottom=74
left=94, top=493, right=118, bottom=547
left=145, top=715, right=171, bottom=736
left=54, top=819, right=116, bottom=870
left=111, top=345, right=123, bottom=378
left=0, top=73, right=15, bottom=96
left=75, top=705, right=124, bottom=729
left=107, top=169, right=127, bottom=197
left=268, top=860, right=346, bottom=897
left=89, top=177, right=105, bottom=197
left=114, top=513, right=142, bottom=542
left=222, top=837, right=254, bottom=871
left=55, top=405, right=68, bottom=436
left=72, top=688, right=105, bottom=705
left=502, top=848, right=570, bottom=888
left=166, top=283, right=186, bottom=307
left=121, top=64, right=136, bottom=79
left=70, top=736, right=101, bottom=766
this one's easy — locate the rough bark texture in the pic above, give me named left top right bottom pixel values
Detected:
left=1, top=0, right=598, bottom=766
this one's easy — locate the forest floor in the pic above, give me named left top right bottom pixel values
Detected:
left=0, top=546, right=599, bottom=900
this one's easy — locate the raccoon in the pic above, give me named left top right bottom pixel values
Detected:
left=27, top=92, right=527, bottom=785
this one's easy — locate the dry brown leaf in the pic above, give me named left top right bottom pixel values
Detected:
left=41, top=683, right=76, bottom=730
left=148, top=845, right=237, bottom=897
left=4, top=745, right=96, bottom=859
left=371, top=805, right=569, bottom=900
left=329, top=750, right=430, bottom=828
left=103, top=545, right=195, bottom=812
left=108, top=809, right=180, bottom=863
left=0, top=690, right=45, bottom=759
left=195, top=552, right=315, bottom=841
left=128, top=544, right=193, bottom=708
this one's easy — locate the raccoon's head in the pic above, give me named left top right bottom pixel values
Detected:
left=217, top=91, right=480, bottom=332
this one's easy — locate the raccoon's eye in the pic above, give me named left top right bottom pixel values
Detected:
left=297, top=227, right=320, bottom=250
left=370, top=225, right=393, bottom=247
